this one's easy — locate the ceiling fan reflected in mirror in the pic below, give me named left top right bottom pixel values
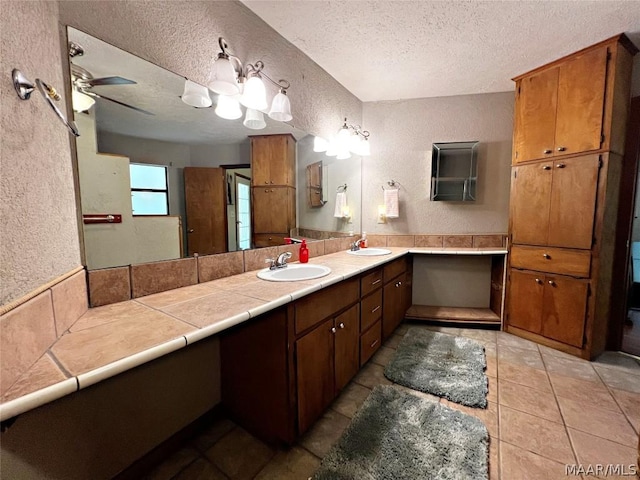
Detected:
left=69, top=41, right=154, bottom=116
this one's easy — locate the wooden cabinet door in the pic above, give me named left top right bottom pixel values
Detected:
left=251, top=188, right=272, bottom=233
left=250, top=137, right=271, bottom=187
left=251, top=135, right=295, bottom=186
left=510, top=162, right=553, bottom=246
left=334, top=304, right=360, bottom=393
left=513, top=68, right=558, bottom=164
left=296, top=318, right=334, bottom=434
left=508, top=270, right=544, bottom=334
left=548, top=155, right=599, bottom=249
left=268, top=187, right=292, bottom=233
left=555, top=47, right=608, bottom=157
left=383, top=277, right=403, bottom=340
left=542, top=276, right=588, bottom=348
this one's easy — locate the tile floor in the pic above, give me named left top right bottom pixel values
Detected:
left=144, top=324, right=640, bottom=480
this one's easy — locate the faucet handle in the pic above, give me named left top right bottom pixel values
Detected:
left=276, top=251, right=292, bottom=267
left=265, top=258, right=276, bottom=270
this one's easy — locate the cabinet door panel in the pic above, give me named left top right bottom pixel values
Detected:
left=511, top=163, right=552, bottom=246
left=383, top=277, right=403, bottom=340
left=555, top=48, right=607, bottom=156
left=508, top=270, right=544, bottom=334
left=296, top=318, right=334, bottom=434
left=252, top=188, right=273, bottom=233
left=548, top=155, right=599, bottom=249
left=334, top=304, right=360, bottom=392
left=268, top=187, right=292, bottom=233
left=542, top=276, right=588, bottom=348
left=513, top=68, right=558, bottom=164
left=250, top=137, right=271, bottom=186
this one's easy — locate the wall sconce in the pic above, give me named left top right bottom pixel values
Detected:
left=71, top=87, right=96, bottom=112
left=316, top=118, right=372, bottom=158
left=181, top=79, right=212, bottom=108
left=377, top=205, right=387, bottom=224
left=341, top=206, right=351, bottom=219
left=208, top=38, right=292, bottom=122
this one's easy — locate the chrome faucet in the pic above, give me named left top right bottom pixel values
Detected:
left=265, top=251, right=292, bottom=270
left=350, top=238, right=364, bottom=251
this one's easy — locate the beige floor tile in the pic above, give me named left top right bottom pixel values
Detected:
left=459, top=328, right=498, bottom=344
left=500, top=441, right=573, bottom=480
left=395, top=324, right=409, bottom=335
left=444, top=400, right=499, bottom=439
left=543, top=355, right=600, bottom=383
left=610, top=388, right=640, bottom=434
left=549, top=373, right=620, bottom=413
left=143, top=445, right=200, bottom=480
left=496, top=332, right=539, bottom=351
left=205, top=427, right=275, bottom=479
left=557, top=396, right=638, bottom=447
left=484, top=343, right=497, bottom=359
left=592, top=351, right=640, bottom=376
left=499, top=405, right=575, bottom=464
left=383, top=334, right=404, bottom=349
left=173, top=458, right=227, bottom=480
left=489, top=437, right=500, bottom=480
left=593, top=365, right=640, bottom=394
left=487, top=376, right=498, bottom=403
left=568, top=428, right=639, bottom=478
left=498, top=379, right=562, bottom=423
left=538, top=344, right=581, bottom=361
left=353, top=362, right=393, bottom=389
left=370, top=346, right=395, bottom=367
left=486, top=355, right=497, bottom=378
left=191, top=419, right=237, bottom=453
left=254, top=447, right=320, bottom=480
left=498, top=345, right=545, bottom=370
left=498, top=362, right=552, bottom=392
left=331, top=382, right=371, bottom=418
left=299, top=409, right=351, bottom=458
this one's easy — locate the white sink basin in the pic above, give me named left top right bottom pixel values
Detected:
left=346, top=248, right=392, bottom=256
left=257, top=264, right=332, bottom=282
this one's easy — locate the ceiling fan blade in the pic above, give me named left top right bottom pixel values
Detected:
left=89, top=92, right=154, bottom=116
left=87, top=76, right=136, bottom=87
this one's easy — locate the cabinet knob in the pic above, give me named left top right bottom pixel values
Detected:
left=548, top=280, right=556, bottom=286
left=398, top=281, right=402, bottom=286
left=339, top=322, right=345, bottom=329
left=270, top=181, right=274, bottom=184
left=542, top=165, right=551, bottom=170
left=330, top=327, right=337, bottom=334
left=557, top=146, right=566, bottom=152
left=264, top=189, right=269, bottom=192
left=543, top=253, right=550, bottom=259
left=187, top=229, right=194, bottom=233
left=543, top=149, right=552, bottom=155
left=556, top=163, right=566, bottom=168
left=535, top=278, right=543, bottom=284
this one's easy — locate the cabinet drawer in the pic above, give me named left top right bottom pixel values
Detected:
left=511, top=245, right=590, bottom=278
left=295, top=277, right=359, bottom=335
left=253, top=233, right=287, bottom=247
left=360, top=320, right=382, bottom=366
left=383, top=257, right=407, bottom=283
left=360, top=289, right=383, bottom=332
left=360, top=268, right=383, bottom=297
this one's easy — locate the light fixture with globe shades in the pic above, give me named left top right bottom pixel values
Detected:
left=181, top=79, right=212, bottom=108
left=215, top=94, right=242, bottom=120
left=328, top=118, right=372, bottom=158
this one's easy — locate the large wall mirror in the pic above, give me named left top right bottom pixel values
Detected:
left=67, top=27, right=362, bottom=270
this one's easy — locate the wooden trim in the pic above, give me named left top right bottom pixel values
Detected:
left=405, top=305, right=500, bottom=323
left=113, top=404, right=224, bottom=480
left=0, top=266, right=85, bottom=316
left=512, top=33, right=637, bottom=81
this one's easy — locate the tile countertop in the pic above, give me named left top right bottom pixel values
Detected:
left=0, top=247, right=507, bottom=421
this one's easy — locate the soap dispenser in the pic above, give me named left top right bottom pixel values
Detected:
left=299, top=239, right=309, bottom=263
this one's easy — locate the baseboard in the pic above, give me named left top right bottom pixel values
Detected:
left=113, top=404, right=224, bottom=480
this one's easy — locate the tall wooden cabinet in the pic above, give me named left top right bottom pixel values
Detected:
left=506, top=34, right=637, bottom=359
left=251, top=134, right=296, bottom=247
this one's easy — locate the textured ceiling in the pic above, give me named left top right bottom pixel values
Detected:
left=241, top=0, right=640, bottom=102
left=68, top=28, right=305, bottom=146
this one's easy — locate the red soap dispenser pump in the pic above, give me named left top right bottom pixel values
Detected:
left=300, top=239, right=309, bottom=263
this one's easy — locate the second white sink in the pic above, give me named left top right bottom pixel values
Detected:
left=257, top=264, right=331, bottom=282
left=346, top=248, right=392, bottom=256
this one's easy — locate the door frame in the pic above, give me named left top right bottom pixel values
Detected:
left=234, top=173, right=252, bottom=250
left=609, top=96, right=640, bottom=350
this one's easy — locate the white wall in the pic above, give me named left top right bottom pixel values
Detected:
left=361, top=92, right=514, bottom=234
left=190, top=142, right=250, bottom=167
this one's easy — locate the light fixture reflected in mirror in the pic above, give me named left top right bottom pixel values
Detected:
left=215, top=94, right=242, bottom=120
left=313, top=136, right=328, bottom=152
left=335, top=118, right=372, bottom=157
left=325, top=138, right=338, bottom=157
left=208, top=38, right=241, bottom=95
left=181, top=79, right=212, bottom=108
left=243, top=108, right=266, bottom=130
left=72, top=88, right=96, bottom=112
left=268, top=88, right=292, bottom=122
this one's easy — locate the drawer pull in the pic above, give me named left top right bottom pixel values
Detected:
left=398, top=281, right=402, bottom=286
left=548, top=280, right=556, bottom=286
left=264, top=189, right=269, bottom=192
left=371, top=305, right=381, bottom=314
left=535, top=278, right=542, bottom=285
left=331, top=327, right=337, bottom=334
left=339, top=322, right=345, bottom=329
left=556, top=163, right=566, bottom=168
left=542, top=165, right=551, bottom=170
left=371, top=279, right=381, bottom=285
left=543, top=253, right=550, bottom=259
left=557, top=146, right=566, bottom=152
left=543, top=149, right=552, bottom=155
left=370, top=339, right=379, bottom=348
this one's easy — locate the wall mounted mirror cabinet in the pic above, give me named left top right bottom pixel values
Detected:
left=67, top=27, right=362, bottom=270
left=430, top=141, right=479, bottom=202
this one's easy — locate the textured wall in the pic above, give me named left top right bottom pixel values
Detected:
left=0, top=2, right=81, bottom=304
left=361, top=92, right=514, bottom=234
